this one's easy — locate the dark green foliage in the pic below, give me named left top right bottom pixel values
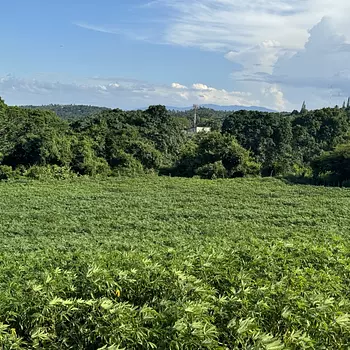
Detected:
left=312, top=143, right=350, bottom=184
left=0, top=99, right=185, bottom=176
left=0, top=165, right=14, bottom=180
left=300, top=101, right=307, bottom=114
left=222, top=107, right=350, bottom=179
left=70, top=136, right=111, bottom=176
left=21, top=104, right=109, bottom=120
left=222, top=111, right=293, bottom=175
left=0, top=105, right=71, bottom=167
left=110, top=150, right=145, bottom=176
left=25, top=165, right=76, bottom=180
left=292, top=108, right=349, bottom=164
left=3, top=96, right=350, bottom=184
left=173, top=132, right=260, bottom=179
left=3, top=133, right=72, bottom=168
left=72, top=106, right=185, bottom=169
left=195, top=161, right=227, bottom=179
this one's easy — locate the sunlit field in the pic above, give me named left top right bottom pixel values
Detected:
left=1, top=177, right=350, bottom=349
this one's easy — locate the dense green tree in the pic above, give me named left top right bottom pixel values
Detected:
left=172, top=132, right=260, bottom=179
left=300, top=101, right=307, bottom=114
left=222, top=111, right=293, bottom=175
left=71, top=105, right=185, bottom=170
left=3, top=133, right=71, bottom=167
left=0, top=105, right=71, bottom=167
left=292, top=108, right=349, bottom=163
left=70, top=136, right=110, bottom=176
left=3, top=96, right=350, bottom=184
left=311, top=143, right=350, bottom=184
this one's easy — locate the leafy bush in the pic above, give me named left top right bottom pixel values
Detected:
left=0, top=165, right=14, bottom=180
left=291, top=163, right=313, bottom=178
left=82, top=157, right=111, bottom=177
left=195, top=161, right=227, bottom=179
left=125, top=140, right=162, bottom=170
left=70, top=137, right=111, bottom=176
left=110, top=151, right=145, bottom=177
left=312, top=143, right=350, bottom=183
left=25, top=165, right=77, bottom=180
left=172, top=132, right=260, bottom=179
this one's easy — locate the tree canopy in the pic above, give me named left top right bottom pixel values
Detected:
left=2, top=97, right=350, bottom=185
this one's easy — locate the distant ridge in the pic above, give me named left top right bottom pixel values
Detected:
left=165, top=104, right=276, bottom=112
left=20, top=104, right=277, bottom=119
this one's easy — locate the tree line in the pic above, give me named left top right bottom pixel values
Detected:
left=1, top=97, right=350, bottom=185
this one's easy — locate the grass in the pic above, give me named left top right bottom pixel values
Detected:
left=1, top=176, right=350, bottom=349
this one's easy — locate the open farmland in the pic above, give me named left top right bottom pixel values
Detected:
left=1, top=177, right=350, bottom=349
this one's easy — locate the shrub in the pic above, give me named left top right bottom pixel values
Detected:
left=25, top=165, right=77, bottom=180
left=0, top=165, right=14, bottom=180
left=173, top=132, right=261, bottom=179
left=70, top=137, right=111, bottom=176
left=111, top=151, right=145, bottom=177
left=311, top=143, right=350, bottom=184
left=82, top=158, right=111, bottom=177
left=292, top=163, right=313, bottom=178
left=195, top=161, right=227, bottom=179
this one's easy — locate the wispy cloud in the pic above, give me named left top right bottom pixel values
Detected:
left=73, top=20, right=160, bottom=42
left=157, top=0, right=350, bottom=50
left=151, top=0, right=350, bottom=108
left=73, top=22, right=121, bottom=34
left=14, top=1, right=350, bottom=110
left=136, top=0, right=163, bottom=9
left=73, top=22, right=119, bottom=35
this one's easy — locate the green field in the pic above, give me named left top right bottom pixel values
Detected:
left=1, top=177, right=350, bottom=349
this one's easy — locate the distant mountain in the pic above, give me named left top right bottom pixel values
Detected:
left=166, top=104, right=277, bottom=112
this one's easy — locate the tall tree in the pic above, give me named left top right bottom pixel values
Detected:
left=222, top=111, right=293, bottom=175
left=300, top=101, right=307, bottom=114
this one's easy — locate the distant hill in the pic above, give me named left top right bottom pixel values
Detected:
left=166, top=104, right=276, bottom=112
left=20, top=103, right=276, bottom=120
left=21, top=104, right=110, bottom=120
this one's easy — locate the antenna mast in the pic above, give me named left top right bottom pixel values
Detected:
left=193, top=104, right=199, bottom=129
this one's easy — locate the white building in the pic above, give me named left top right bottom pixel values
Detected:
left=187, top=126, right=212, bottom=134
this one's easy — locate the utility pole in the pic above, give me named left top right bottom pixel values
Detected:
left=193, top=104, right=199, bottom=129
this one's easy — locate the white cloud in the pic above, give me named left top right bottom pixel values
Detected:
left=171, top=83, right=188, bottom=89
left=153, top=0, right=350, bottom=109
left=235, top=17, right=350, bottom=108
left=174, top=83, right=259, bottom=106
left=225, top=40, right=282, bottom=75
left=109, top=83, right=120, bottom=88
left=73, top=1, right=350, bottom=110
left=158, top=0, right=350, bottom=51
left=0, top=75, right=263, bottom=109
left=192, top=83, right=215, bottom=91
left=271, top=17, right=350, bottom=91
left=73, top=22, right=119, bottom=35
left=262, top=85, right=286, bottom=111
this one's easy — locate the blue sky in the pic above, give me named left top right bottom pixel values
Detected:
left=1, top=0, right=350, bottom=110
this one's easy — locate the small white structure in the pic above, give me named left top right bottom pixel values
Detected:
left=187, top=126, right=212, bottom=134
left=186, top=104, right=211, bottom=134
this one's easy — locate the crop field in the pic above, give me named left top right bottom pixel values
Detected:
left=1, top=177, right=350, bottom=349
